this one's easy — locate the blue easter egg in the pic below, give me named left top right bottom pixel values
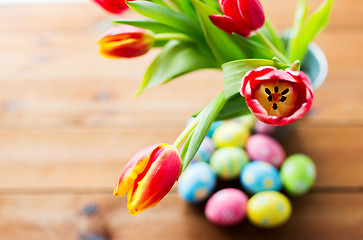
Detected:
left=178, top=162, right=217, bottom=203
left=240, top=161, right=282, bottom=194
left=193, top=137, right=215, bottom=163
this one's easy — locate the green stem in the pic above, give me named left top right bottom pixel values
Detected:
left=173, top=114, right=201, bottom=149
left=154, top=33, right=195, bottom=43
left=180, top=92, right=227, bottom=172
left=255, top=31, right=292, bottom=65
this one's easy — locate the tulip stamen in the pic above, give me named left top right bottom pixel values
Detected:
left=274, top=86, right=279, bottom=93
left=273, top=103, right=278, bottom=110
left=281, top=88, right=289, bottom=95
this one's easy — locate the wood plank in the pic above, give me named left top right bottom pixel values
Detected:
left=0, top=126, right=361, bottom=189
left=0, top=0, right=361, bottom=32
left=0, top=66, right=361, bottom=128
left=0, top=192, right=362, bottom=239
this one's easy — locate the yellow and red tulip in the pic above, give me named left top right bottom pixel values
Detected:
left=240, top=66, right=314, bottom=126
left=209, top=0, right=265, bottom=37
left=98, top=26, right=154, bottom=58
left=93, top=0, right=130, bottom=14
left=114, top=144, right=182, bottom=215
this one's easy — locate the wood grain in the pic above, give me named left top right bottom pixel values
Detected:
left=0, top=193, right=362, bottom=240
left=0, top=1, right=361, bottom=239
left=0, top=126, right=361, bottom=189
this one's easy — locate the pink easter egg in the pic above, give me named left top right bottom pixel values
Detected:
left=254, top=120, right=276, bottom=135
left=246, top=134, right=286, bottom=167
left=205, top=188, right=248, bottom=226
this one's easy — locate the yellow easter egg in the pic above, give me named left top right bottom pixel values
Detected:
left=247, top=191, right=291, bottom=228
left=212, top=122, right=250, bottom=148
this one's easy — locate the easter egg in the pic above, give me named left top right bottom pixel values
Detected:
left=178, top=162, right=217, bottom=203
left=247, top=191, right=292, bottom=228
left=254, top=120, right=276, bottom=135
left=192, top=137, right=215, bottom=163
left=207, top=121, right=224, bottom=138
left=245, top=134, right=286, bottom=167
left=236, top=114, right=256, bottom=130
left=212, top=122, right=250, bottom=148
left=280, top=154, right=316, bottom=196
left=210, top=147, right=249, bottom=180
left=240, top=161, right=282, bottom=194
left=205, top=188, right=248, bottom=226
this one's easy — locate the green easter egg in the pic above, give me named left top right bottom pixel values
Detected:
left=280, top=154, right=316, bottom=196
left=210, top=147, right=249, bottom=180
left=212, top=122, right=250, bottom=148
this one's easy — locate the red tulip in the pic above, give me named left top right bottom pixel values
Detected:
left=209, top=0, right=265, bottom=37
left=240, top=66, right=313, bottom=126
left=113, top=144, right=182, bottom=215
left=93, top=0, right=130, bottom=14
left=98, top=25, right=154, bottom=58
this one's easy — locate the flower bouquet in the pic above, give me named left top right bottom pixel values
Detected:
left=94, top=0, right=333, bottom=217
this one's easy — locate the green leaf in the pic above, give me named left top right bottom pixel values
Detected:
left=222, top=59, right=289, bottom=100
left=192, top=0, right=248, bottom=65
left=127, top=1, right=203, bottom=39
left=259, top=19, right=285, bottom=53
left=289, top=0, right=333, bottom=62
left=149, top=0, right=171, bottom=8
left=182, top=92, right=226, bottom=172
left=202, top=0, right=220, bottom=11
left=136, top=40, right=218, bottom=95
left=287, top=0, right=308, bottom=59
left=215, top=93, right=250, bottom=121
left=233, top=34, right=278, bottom=60
left=113, top=19, right=181, bottom=34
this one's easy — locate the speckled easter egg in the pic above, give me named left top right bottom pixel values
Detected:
left=212, top=122, right=250, bottom=148
left=245, top=134, right=286, bottom=167
left=210, top=147, right=249, bottom=180
left=178, top=162, right=217, bottom=203
left=240, top=161, right=282, bottom=194
left=205, top=188, right=248, bottom=226
left=192, top=137, right=215, bottom=163
left=280, top=154, right=316, bottom=196
left=247, top=191, right=292, bottom=228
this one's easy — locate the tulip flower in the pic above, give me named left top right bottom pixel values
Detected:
left=240, top=66, right=313, bottom=126
left=93, top=0, right=130, bottom=14
left=98, top=26, right=154, bottom=58
left=209, top=0, right=265, bottom=37
left=113, top=144, right=182, bottom=215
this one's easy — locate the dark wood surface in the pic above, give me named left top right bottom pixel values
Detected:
left=0, top=1, right=362, bottom=239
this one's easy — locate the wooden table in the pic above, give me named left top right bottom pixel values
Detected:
left=0, top=1, right=362, bottom=239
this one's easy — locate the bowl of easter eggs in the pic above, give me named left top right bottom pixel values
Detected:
left=178, top=116, right=316, bottom=228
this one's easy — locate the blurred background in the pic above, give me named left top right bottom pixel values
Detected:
left=0, top=0, right=362, bottom=239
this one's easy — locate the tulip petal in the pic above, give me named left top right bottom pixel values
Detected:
left=113, top=144, right=159, bottom=197
left=256, top=69, right=299, bottom=83
left=127, top=145, right=182, bottom=215
left=237, top=0, right=265, bottom=30
left=93, top=0, right=129, bottom=14
left=210, top=14, right=252, bottom=37
left=98, top=26, right=153, bottom=58
left=241, top=66, right=276, bottom=96
left=240, top=66, right=314, bottom=126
